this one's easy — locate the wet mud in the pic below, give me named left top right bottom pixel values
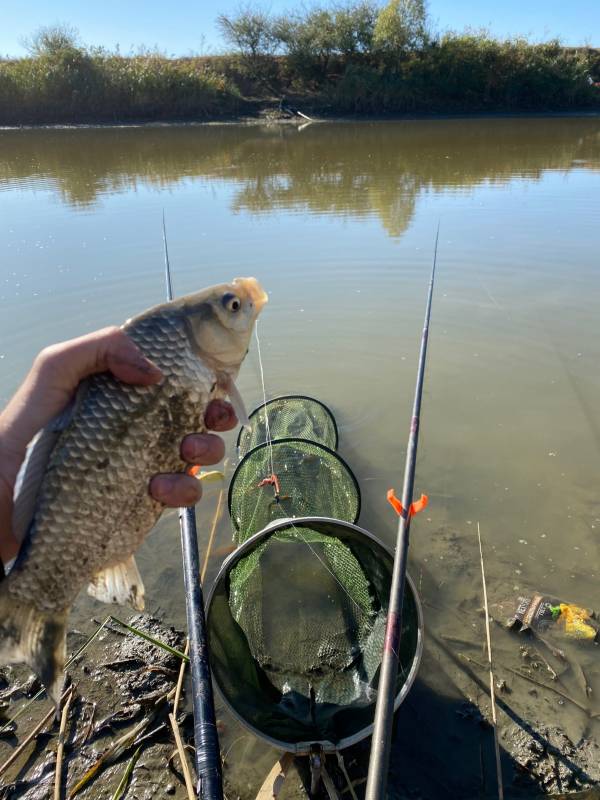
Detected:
left=0, top=526, right=598, bottom=800
left=0, top=615, right=193, bottom=798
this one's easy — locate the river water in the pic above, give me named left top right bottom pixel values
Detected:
left=1, top=118, right=599, bottom=797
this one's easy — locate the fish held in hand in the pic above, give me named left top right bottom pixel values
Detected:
left=0, top=277, right=267, bottom=703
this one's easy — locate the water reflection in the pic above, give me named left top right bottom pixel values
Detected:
left=1, top=119, right=598, bottom=236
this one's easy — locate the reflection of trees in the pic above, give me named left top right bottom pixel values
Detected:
left=0, top=119, right=598, bottom=237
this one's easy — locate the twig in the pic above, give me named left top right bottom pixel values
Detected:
left=0, top=684, right=73, bottom=778
left=169, top=713, right=196, bottom=799
left=111, top=745, right=142, bottom=800
left=458, top=653, right=590, bottom=713
left=0, top=616, right=110, bottom=736
left=109, top=617, right=189, bottom=662
left=200, top=485, right=226, bottom=584
left=54, top=689, right=74, bottom=800
left=477, top=522, right=504, bottom=800
left=336, top=752, right=358, bottom=800
left=69, top=712, right=154, bottom=798
left=173, top=639, right=190, bottom=716
left=75, top=701, right=96, bottom=746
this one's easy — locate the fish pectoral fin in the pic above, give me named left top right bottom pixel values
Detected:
left=0, top=593, right=67, bottom=706
left=220, top=375, right=250, bottom=428
left=88, top=556, right=145, bottom=612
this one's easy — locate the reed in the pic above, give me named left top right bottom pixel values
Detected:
left=110, top=745, right=142, bottom=800
left=54, top=689, right=74, bottom=800
left=0, top=685, right=74, bottom=779
left=168, top=713, right=196, bottom=800
left=108, top=616, right=189, bottom=662
left=476, top=522, right=503, bottom=800
left=0, top=51, right=240, bottom=125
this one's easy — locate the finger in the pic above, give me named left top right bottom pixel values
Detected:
left=204, top=399, right=238, bottom=432
left=149, top=474, right=202, bottom=507
left=180, top=433, right=225, bottom=465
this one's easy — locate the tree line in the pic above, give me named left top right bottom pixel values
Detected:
left=1, top=4, right=599, bottom=124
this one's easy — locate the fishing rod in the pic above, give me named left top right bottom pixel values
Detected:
left=365, top=226, right=439, bottom=800
left=162, top=213, right=224, bottom=800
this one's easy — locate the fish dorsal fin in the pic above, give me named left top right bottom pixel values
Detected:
left=12, top=399, right=77, bottom=548
left=88, top=555, right=145, bottom=611
left=220, top=375, right=250, bottom=427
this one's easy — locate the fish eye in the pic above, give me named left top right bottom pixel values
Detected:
left=222, top=293, right=242, bottom=313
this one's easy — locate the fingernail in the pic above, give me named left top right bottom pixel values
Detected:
left=187, top=437, right=210, bottom=459
left=151, top=474, right=176, bottom=501
left=134, top=356, right=163, bottom=379
left=125, top=344, right=162, bottom=378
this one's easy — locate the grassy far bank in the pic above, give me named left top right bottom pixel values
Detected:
left=1, top=6, right=600, bottom=125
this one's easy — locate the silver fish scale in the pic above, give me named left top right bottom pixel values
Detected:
left=7, top=309, right=216, bottom=613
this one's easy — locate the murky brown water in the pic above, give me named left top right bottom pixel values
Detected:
left=1, top=118, right=600, bottom=796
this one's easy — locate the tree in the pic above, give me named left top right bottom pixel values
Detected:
left=333, top=2, right=379, bottom=56
left=216, top=6, right=275, bottom=62
left=372, top=0, right=428, bottom=54
left=273, top=8, right=339, bottom=77
left=23, top=23, right=81, bottom=58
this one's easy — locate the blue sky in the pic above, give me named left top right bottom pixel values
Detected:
left=1, top=0, right=598, bottom=57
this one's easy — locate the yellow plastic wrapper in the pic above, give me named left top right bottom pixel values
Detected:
left=557, top=603, right=597, bottom=640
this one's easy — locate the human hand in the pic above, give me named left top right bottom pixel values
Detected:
left=0, top=327, right=237, bottom=563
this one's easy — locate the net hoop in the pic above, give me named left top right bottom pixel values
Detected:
left=236, top=395, right=339, bottom=456
left=228, top=438, right=361, bottom=532
left=205, top=516, right=424, bottom=755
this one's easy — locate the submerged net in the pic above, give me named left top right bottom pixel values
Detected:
left=211, top=396, right=421, bottom=747
left=228, top=438, right=360, bottom=544
left=237, top=395, right=338, bottom=458
left=208, top=519, right=420, bottom=747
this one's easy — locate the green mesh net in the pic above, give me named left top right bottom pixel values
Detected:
left=211, top=397, right=421, bottom=748
left=237, top=396, right=338, bottom=458
left=207, top=519, right=421, bottom=748
left=228, top=438, right=360, bottom=544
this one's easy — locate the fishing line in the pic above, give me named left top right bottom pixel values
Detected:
left=254, top=321, right=275, bottom=479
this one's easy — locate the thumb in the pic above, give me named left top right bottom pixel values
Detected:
left=0, top=328, right=163, bottom=487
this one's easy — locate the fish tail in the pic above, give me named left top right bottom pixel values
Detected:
left=0, top=589, right=67, bottom=706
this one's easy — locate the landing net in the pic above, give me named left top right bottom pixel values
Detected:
left=208, top=518, right=421, bottom=747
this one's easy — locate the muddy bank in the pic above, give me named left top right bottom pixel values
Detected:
left=0, top=615, right=193, bottom=798
left=0, top=529, right=599, bottom=799
left=2, top=106, right=600, bottom=131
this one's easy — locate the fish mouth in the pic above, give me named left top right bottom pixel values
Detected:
left=232, top=277, right=268, bottom=314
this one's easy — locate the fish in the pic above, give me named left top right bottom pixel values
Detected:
left=0, top=277, right=267, bottom=703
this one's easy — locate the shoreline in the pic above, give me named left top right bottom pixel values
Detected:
left=1, top=107, right=600, bottom=131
